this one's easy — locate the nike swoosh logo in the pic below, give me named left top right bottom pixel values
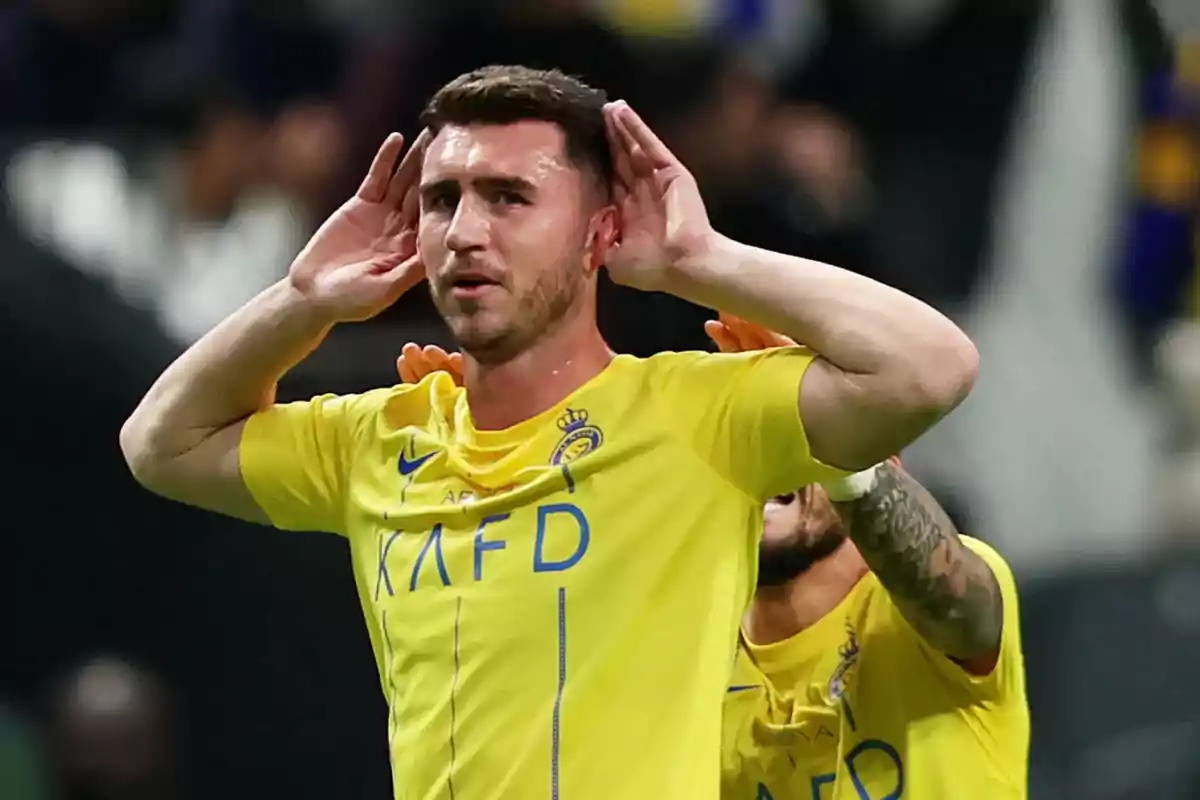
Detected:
left=727, top=684, right=761, bottom=694
left=398, top=450, right=437, bottom=476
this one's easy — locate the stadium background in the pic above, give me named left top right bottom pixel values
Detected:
left=1, top=0, right=1198, bottom=797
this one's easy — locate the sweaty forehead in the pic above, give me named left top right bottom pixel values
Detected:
left=423, top=121, right=573, bottom=184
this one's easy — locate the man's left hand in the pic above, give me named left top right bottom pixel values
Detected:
left=603, top=101, right=716, bottom=292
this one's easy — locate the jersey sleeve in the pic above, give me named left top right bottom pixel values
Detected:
left=646, top=349, right=850, bottom=500
left=902, top=536, right=1026, bottom=703
left=239, top=388, right=393, bottom=535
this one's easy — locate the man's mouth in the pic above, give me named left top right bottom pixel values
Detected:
left=447, top=271, right=502, bottom=299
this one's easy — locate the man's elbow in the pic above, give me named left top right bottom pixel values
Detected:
left=905, top=329, right=979, bottom=416
left=121, top=417, right=155, bottom=486
left=119, top=413, right=175, bottom=493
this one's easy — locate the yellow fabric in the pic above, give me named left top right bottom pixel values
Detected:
left=723, top=537, right=1029, bottom=799
left=240, top=348, right=846, bottom=800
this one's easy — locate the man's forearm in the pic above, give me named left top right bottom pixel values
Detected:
left=120, top=279, right=333, bottom=472
left=665, top=234, right=975, bottom=390
left=663, top=234, right=978, bottom=468
left=832, top=462, right=1003, bottom=662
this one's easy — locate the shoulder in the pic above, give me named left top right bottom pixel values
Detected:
left=957, top=535, right=1023, bottom=661
left=618, top=349, right=708, bottom=378
left=580, top=351, right=722, bottom=396
left=860, top=536, right=1019, bottom=627
left=864, top=537, right=1027, bottom=699
left=637, top=347, right=820, bottom=384
left=256, top=373, right=460, bottom=440
left=959, top=536, right=1018, bottom=588
left=640, top=347, right=818, bottom=368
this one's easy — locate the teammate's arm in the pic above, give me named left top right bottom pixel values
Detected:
left=119, top=132, right=427, bottom=522
left=604, top=103, right=977, bottom=471
left=831, top=461, right=1003, bottom=671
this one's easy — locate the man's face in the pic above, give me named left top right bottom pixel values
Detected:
left=418, top=121, right=610, bottom=364
left=758, top=484, right=848, bottom=588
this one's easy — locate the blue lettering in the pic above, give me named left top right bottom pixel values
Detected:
left=844, top=739, right=904, bottom=800
left=375, top=530, right=401, bottom=600
left=533, top=503, right=590, bottom=572
left=810, top=773, right=836, bottom=800
left=409, top=524, right=452, bottom=590
left=473, top=514, right=510, bottom=581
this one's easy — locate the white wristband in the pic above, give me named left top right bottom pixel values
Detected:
left=821, top=464, right=881, bottom=502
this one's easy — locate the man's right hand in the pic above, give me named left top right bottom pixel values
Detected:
left=121, top=131, right=432, bottom=525
left=290, top=130, right=430, bottom=323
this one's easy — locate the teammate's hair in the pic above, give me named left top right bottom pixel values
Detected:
left=421, top=65, right=614, bottom=197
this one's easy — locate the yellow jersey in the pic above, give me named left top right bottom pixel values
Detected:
left=239, top=349, right=846, bottom=800
left=722, top=537, right=1029, bottom=799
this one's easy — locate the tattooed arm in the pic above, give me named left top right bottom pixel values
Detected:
left=831, top=461, right=1003, bottom=671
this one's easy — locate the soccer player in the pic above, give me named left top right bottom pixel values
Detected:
left=398, top=319, right=1029, bottom=800
left=119, top=66, right=979, bottom=800
left=708, top=319, right=1029, bottom=800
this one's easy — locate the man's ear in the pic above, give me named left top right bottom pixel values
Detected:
left=588, top=204, right=620, bottom=272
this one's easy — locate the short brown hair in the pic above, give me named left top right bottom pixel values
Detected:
left=421, top=65, right=613, bottom=196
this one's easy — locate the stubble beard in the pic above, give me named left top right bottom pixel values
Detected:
left=756, top=525, right=848, bottom=589
left=437, top=261, right=584, bottom=366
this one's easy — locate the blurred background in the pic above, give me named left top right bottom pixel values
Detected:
left=1, top=0, right=1199, bottom=797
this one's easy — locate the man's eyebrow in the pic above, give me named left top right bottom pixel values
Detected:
left=476, top=176, right=537, bottom=193
left=419, top=178, right=457, bottom=195
left=419, top=176, right=538, bottom=193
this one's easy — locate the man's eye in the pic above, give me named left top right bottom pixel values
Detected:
left=495, top=190, right=528, bottom=205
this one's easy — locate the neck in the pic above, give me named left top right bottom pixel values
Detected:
left=463, top=311, right=613, bottom=431
left=743, top=540, right=869, bottom=645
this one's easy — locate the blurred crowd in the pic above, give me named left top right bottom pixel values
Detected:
left=2, top=0, right=1199, bottom=798
left=6, top=0, right=1198, bottom=561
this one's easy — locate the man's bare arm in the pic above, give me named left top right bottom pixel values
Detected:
left=119, top=132, right=424, bottom=522
left=666, top=237, right=979, bottom=471
left=605, top=103, right=979, bottom=471
left=119, top=280, right=334, bottom=522
left=832, top=461, right=1003, bottom=667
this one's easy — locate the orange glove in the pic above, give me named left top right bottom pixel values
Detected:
left=395, top=342, right=464, bottom=386
left=703, top=313, right=801, bottom=353
left=395, top=314, right=793, bottom=387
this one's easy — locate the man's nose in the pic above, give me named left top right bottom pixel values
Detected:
left=445, top=194, right=489, bottom=252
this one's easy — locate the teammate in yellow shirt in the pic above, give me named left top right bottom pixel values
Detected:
left=119, top=64, right=979, bottom=800
left=399, top=320, right=1030, bottom=800
left=712, top=319, right=1029, bottom=800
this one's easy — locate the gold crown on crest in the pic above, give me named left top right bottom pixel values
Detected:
left=557, top=407, right=589, bottom=432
